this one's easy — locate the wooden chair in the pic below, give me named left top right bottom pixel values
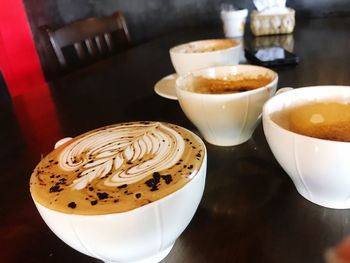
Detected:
left=42, top=11, right=131, bottom=73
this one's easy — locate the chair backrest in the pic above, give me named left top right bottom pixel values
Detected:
left=43, top=11, right=130, bottom=72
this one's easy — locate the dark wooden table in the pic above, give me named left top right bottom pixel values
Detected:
left=2, top=17, right=350, bottom=263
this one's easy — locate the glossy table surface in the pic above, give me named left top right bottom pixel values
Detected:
left=2, top=17, right=350, bottom=263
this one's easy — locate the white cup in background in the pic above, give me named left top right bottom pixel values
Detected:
left=169, top=39, right=241, bottom=76
left=176, top=65, right=278, bottom=146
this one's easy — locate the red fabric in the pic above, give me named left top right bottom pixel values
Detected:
left=0, top=0, right=46, bottom=95
left=0, top=0, right=62, bottom=155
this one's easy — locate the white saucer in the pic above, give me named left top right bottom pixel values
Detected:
left=154, top=73, right=178, bottom=100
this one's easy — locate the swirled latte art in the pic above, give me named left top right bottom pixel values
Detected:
left=30, top=122, right=205, bottom=215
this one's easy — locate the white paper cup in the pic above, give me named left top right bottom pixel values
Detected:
left=221, top=9, right=248, bottom=38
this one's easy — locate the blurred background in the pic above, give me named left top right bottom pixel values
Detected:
left=21, top=0, right=350, bottom=79
left=2, top=0, right=350, bottom=90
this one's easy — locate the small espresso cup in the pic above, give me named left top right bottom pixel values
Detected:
left=169, top=39, right=241, bottom=75
left=176, top=65, right=278, bottom=146
left=263, top=86, right=350, bottom=209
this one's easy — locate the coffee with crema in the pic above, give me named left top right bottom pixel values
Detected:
left=30, top=122, right=205, bottom=215
left=183, top=74, right=274, bottom=94
left=177, top=39, right=238, bottom=53
left=271, top=101, right=350, bottom=142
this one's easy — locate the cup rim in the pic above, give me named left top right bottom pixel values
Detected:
left=33, top=154, right=207, bottom=217
left=175, top=64, right=278, bottom=97
left=31, top=122, right=208, bottom=217
left=33, top=155, right=206, bottom=218
left=169, top=39, right=241, bottom=55
left=263, top=85, right=350, bottom=144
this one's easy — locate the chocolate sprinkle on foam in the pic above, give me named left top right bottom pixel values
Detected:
left=153, top=172, right=161, bottom=181
left=49, top=185, right=61, bottom=193
left=145, top=172, right=161, bottom=191
left=161, top=175, right=173, bottom=184
left=68, top=202, right=77, bottom=208
left=97, top=192, right=109, bottom=200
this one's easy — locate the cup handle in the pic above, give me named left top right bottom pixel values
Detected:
left=54, top=137, right=73, bottom=149
left=275, top=87, right=294, bottom=96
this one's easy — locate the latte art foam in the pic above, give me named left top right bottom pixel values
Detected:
left=30, top=122, right=205, bottom=215
left=60, top=123, right=185, bottom=189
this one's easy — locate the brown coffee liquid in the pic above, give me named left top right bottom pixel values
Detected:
left=194, top=39, right=237, bottom=52
left=271, top=101, right=350, bottom=142
left=183, top=39, right=238, bottom=53
left=30, top=122, right=205, bottom=215
left=186, top=74, right=273, bottom=94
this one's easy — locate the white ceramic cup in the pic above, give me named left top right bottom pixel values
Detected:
left=33, top=135, right=207, bottom=263
left=263, top=85, right=350, bottom=209
left=169, top=39, right=241, bottom=75
left=221, top=8, right=248, bottom=38
left=176, top=65, right=278, bottom=146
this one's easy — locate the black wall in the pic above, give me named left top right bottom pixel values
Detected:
left=23, top=0, right=350, bottom=79
left=24, top=0, right=248, bottom=45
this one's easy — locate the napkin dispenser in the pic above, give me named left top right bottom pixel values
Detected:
left=250, top=0, right=295, bottom=36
